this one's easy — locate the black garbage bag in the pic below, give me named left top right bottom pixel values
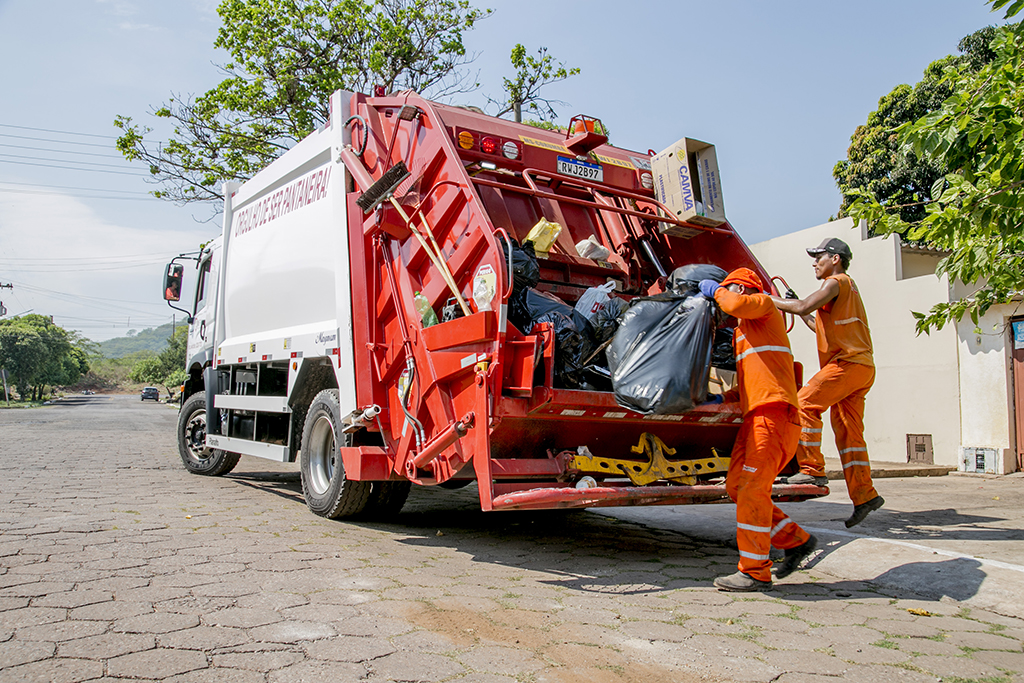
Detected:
left=711, top=327, right=736, bottom=371
left=668, top=263, right=727, bottom=295
left=510, top=288, right=593, bottom=388
left=607, top=292, right=716, bottom=414
left=502, top=238, right=541, bottom=291
left=592, top=296, right=629, bottom=345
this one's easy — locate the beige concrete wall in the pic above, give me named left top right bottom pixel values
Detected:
left=751, top=218, right=961, bottom=467
left=953, top=292, right=1018, bottom=473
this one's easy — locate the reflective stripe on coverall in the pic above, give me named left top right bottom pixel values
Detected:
left=794, top=273, right=878, bottom=505
left=714, top=284, right=809, bottom=581
left=794, top=361, right=879, bottom=506
left=726, top=403, right=809, bottom=582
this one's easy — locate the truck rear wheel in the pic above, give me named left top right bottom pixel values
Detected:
left=300, top=389, right=373, bottom=519
left=178, top=393, right=240, bottom=476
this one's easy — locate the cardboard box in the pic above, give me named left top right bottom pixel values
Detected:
left=651, top=137, right=727, bottom=236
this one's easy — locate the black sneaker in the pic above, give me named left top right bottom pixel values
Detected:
left=773, top=535, right=817, bottom=579
left=845, top=495, right=884, bottom=528
left=713, top=571, right=772, bottom=592
left=785, top=473, right=829, bottom=487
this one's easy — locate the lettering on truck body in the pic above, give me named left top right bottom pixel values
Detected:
left=234, top=166, right=333, bottom=237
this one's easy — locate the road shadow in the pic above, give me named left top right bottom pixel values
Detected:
left=786, top=497, right=1024, bottom=544
left=869, top=557, right=986, bottom=602
left=224, top=471, right=987, bottom=608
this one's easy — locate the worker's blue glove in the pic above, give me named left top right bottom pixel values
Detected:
left=702, top=394, right=724, bottom=405
left=698, top=279, right=720, bottom=299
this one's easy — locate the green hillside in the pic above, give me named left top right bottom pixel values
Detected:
left=97, top=323, right=183, bottom=358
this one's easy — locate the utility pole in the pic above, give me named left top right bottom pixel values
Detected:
left=0, top=282, right=11, bottom=318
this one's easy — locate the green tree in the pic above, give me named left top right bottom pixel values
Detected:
left=0, top=315, right=90, bottom=400
left=128, top=326, right=189, bottom=396
left=848, top=0, right=1023, bottom=334
left=115, top=0, right=491, bottom=205
left=0, top=321, right=47, bottom=399
left=834, top=24, right=1005, bottom=223
left=491, top=44, right=580, bottom=123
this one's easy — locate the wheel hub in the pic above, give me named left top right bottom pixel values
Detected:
left=308, top=414, right=337, bottom=495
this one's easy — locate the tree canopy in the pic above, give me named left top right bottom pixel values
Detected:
left=128, top=326, right=189, bottom=395
left=116, top=0, right=492, bottom=205
left=833, top=24, right=1003, bottom=224
left=848, top=0, right=1024, bottom=333
left=0, top=315, right=90, bottom=400
left=491, top=44, right=580, bottom=123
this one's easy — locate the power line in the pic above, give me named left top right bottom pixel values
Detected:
left=0, top=122, right=120, bottom=140
left=0, top=132, right=122, bottom=149
left=0, top=187, right=155, bottom=200
left=0, top=152, right=139, bottom=171
left=8, top=280, right=169, bottom=307
left=0, top=142, right=125, bottom=159
left=4, top=258, right=168, bottom=272
left=0, top=159, right=148, bottom=176
left=0, top=180, right=150, bottom=195
left=0, top=251, right=173, bottom=263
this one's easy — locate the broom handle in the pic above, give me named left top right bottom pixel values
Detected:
left=388, top=198, right=472, bottom=316
left=411, top=208, right=474, bottom=317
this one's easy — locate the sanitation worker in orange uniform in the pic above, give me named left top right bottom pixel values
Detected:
left=698, top=268, right=817, bottom=591
left=770, top=238, right=883, bottom=528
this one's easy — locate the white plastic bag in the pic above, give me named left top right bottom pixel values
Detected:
left=575, top=235, right=611, bottom=260
left=574, top=281, right=617, bottom=323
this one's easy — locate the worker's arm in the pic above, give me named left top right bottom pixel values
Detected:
left=769, top=278, right=840, bottom=317
left=713, top=288, right=774, bottom=320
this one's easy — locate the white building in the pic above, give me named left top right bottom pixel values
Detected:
left=751, top=217, right=1020, bottom=474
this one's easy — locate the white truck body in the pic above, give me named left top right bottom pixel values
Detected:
left=195, top=91, right=359, bottom=461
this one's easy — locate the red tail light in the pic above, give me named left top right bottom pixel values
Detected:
left=481, top=136, right=498, bottom=154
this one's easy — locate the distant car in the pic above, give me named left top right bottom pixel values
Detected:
left=141, top=387, right=160, bottom=402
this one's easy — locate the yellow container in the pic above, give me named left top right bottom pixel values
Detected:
left=525, top=218, right=563, bottom=257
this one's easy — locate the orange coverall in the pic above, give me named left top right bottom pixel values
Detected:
left=794, top=273, right=879, bottom=506
left=714, top=285, right=811, bottom=583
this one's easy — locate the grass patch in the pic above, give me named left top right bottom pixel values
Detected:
left=871, top=639, right=899, bottom=650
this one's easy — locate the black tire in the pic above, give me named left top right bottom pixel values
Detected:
left=361, top=481, right=412, bottom=519
left=300, top=389, right=373, bottom=519
left=177, top=393, right=240, bottom=476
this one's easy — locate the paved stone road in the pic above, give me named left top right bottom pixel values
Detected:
left=2, top=395, right=1022, bottom=682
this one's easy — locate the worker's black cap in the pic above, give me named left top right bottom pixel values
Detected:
left=807, top=238, right=852, bottom=260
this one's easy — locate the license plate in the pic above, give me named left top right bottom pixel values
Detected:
left=557, top=156, right=603, bottom=182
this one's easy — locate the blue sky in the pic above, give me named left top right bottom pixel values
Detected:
left=0, top=0, right=1008, bottom=340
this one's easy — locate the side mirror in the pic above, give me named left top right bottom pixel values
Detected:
left=163, top=263, right=183, bottom=302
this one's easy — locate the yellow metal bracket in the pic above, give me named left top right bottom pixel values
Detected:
left=572, top=433, right=729, bottom=486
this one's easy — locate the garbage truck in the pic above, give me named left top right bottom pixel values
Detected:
left=162, top=89, right=826, bottom=519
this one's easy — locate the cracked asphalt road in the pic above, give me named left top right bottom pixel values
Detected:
left=1, top=394, right=1022, bottom=682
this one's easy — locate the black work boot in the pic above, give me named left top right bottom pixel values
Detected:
left=845, top=495, right=884, bottom=528
left=773, top=535, right=817, bottom=579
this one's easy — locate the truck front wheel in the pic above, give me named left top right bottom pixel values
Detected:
left=177, top=393, right=240, bottom=476
left=300, top=389, right=373, bottom=519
